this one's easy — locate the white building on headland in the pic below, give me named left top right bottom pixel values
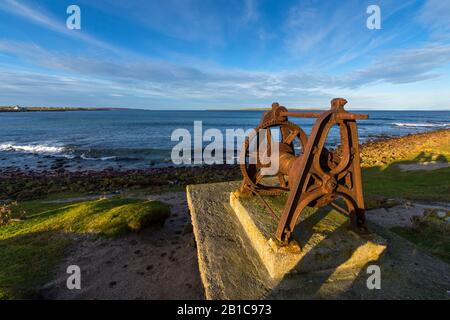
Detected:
left=12, top=105, right=25, bottom=111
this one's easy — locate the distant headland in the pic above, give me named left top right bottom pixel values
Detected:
left=0, top=105, right=112, bottom=112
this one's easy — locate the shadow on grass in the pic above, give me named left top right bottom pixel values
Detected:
left=0, top=230, right=71, bottom=300
left=392, top=223, right=450, bottom=264
left=363, top=152, right=450, bottom=203
left=411, top=151, right=448, bottom=163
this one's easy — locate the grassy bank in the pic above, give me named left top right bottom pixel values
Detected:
left=357, top=130, right=450, bottom=264
left=0, top=198, right=170, bottom=299
left=361, top=129, right=450, bottom=203
left=392, top=224, right=450, bottom=264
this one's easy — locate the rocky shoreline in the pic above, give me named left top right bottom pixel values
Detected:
left=360, top=128, right=450, bottom=167
left=0, top=165, right=243, bottom=201
left=1, top=129, right=448, bottom=201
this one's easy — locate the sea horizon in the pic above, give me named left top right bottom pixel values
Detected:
left=1, top=109, right=449, bottom=172
left=2, top=105, right=450, bottom=112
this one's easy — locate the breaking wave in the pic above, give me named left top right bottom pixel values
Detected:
left=0, top=143, right=70, bottom=156
left=0, top=143, right=118, bottom=161
left=0, top=143, right=172, bottom=163
left=392, top=122, right=450, bottom=128
left=80, top=154, right=117, bottom=161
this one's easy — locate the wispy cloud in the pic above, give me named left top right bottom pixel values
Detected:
left=419, top=0, right=450, bottom=39
left=0, top=1, right=449, bottom=109
left=1, top=38, right=450, bottom=108
left=88, top=0, right=259, bottom=46
left=281, top=0, right=421, bottom=69
left=0, top=0, right=60, bottom=31
left=341, top=45, right=450, bottom=87
left=0, top=0, right=121, bottom=54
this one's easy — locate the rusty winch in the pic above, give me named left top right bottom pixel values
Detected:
left=239, top=98, right=369, bottom=244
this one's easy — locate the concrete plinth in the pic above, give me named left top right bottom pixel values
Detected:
left=187, top=181, right=450, bottom=300
left=229, top=191, right=387, bottom=279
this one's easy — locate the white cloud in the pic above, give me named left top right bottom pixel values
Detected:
left=88, top=0, right=259, bottom=46
left=1, top=1, right=449, bottom=109
left=1, top=38, right=450, bottom=109
left=340, top=45, right=450, bottom=87
left=419, top=0, right=450, bottom=39
left=0, top=0, right=121, bottom=54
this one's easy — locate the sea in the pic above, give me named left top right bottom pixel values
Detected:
left=1, top=109, right=449, bottom=171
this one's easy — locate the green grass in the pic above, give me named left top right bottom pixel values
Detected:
left=361, top=145, right=450, bottom=264
left=363, top=165, right=450, bottom=203
left=0, top=197, right=170, bottom=299
left=361, top=143, right=450, bottom=202
left=391, top=225, right=450, bottom=264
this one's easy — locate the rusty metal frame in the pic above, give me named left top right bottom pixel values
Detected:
left=240, top=98, right=369, bottom=244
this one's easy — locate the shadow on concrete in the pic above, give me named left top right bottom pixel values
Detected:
left=263, top=205, right=450, bottom=299
left=264, top=206, right=384, bottom=299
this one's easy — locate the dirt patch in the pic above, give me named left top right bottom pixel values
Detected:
left=366, top=202, right=450, bottom=229
left=39, top=192, right=203, bottom=300
left=397, top=162, right=450, bottom=172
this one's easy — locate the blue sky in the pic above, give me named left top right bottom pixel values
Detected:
left=0, top=0, right=449, bottom=110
